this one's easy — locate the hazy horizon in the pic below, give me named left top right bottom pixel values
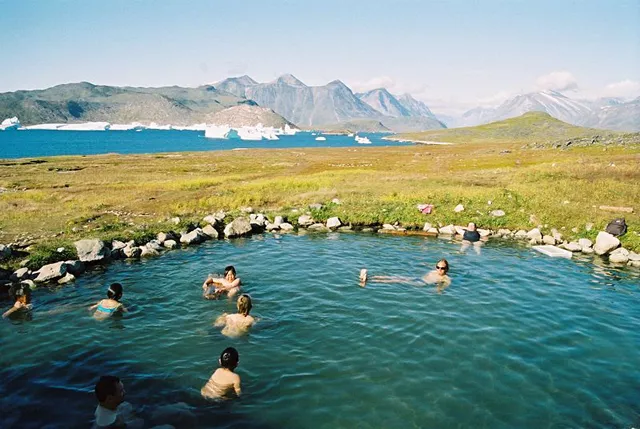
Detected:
left=1, top=0, right=638, bottom=115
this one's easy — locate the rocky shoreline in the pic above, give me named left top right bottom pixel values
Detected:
left=1, top=206, right=638, bottom=293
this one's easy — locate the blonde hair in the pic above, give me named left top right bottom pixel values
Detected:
left=237, top=294, right=252, bottom=316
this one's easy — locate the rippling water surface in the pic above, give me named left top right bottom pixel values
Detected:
left=0, top=130, right=408, bottom=159
left=1, top=233, right=639, bottom=428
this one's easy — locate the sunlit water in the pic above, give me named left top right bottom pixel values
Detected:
left=1, top=233, right=639, bottom=429
left=0, top=130, right=409, bottom=159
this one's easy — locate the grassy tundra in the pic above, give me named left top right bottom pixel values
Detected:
left=0, top=113, right=638, bottom=269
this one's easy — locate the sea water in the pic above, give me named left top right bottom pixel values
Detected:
left=0, top=130, right=409, bottom=159
left=1, top=233, right=638, bottom=428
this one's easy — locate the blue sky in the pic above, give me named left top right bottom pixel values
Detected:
left=1, top=0, right=638, bottom=113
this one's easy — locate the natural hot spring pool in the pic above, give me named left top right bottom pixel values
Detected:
left=1, top=233, right=639, bottom=428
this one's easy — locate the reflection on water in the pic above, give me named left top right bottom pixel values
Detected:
left=1, top=233, right=639, bottom=428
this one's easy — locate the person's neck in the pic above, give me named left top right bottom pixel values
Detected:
left=99, top=401, right=118, bottom=411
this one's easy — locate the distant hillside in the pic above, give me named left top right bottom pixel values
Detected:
left=0, top=82, right=261, bottom=126
left=392, top=111, right=638, bottom=145
left=356, top=88, right=411, bottom=118
left=208, top=105, right=294, bottom=128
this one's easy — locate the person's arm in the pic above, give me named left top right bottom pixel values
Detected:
left=233, top=375, right=242, bottom=396
left=3, top=301, right=25, bottom=318
left=119, top=303, right=128, bottom=313
left=218, top=278, right=241, bottom=292
left=88, top=303, right=99, bottom=311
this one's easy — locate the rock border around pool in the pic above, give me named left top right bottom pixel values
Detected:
left=1, top=208, right=638, bottom=290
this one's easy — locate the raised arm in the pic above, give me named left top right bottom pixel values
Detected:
left=3, top=302, right=25, bottom=318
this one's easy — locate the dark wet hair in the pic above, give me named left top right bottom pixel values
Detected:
left=10, top=284, right=31, bottom=303
left=224, top=266, right=236, bottom=277
left=437, top=259, right=450, bottom=273
left=107, top=283, right=123, bottom=301
left=95, top=375, right=121, bottom=403
left=220, top=347, right=239, bottom=369
left=237, top=294, right=252, bottom=316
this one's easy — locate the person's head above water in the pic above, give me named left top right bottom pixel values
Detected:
left=237, top=294, right=252, bottom=316
left=95, top=375, right=125, bottom=410
left=435, top=259, right=450, bottom=274
left=466, top=222, right=477, bottom=231
left=224, top=266, right=237, bottom=281
left=107, top=283, right=123, bottom=301
left=219, top=347, right=239, bottom=370
left=10, top=284, right=31, bottom=304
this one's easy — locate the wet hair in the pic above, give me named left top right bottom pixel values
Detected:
left=107, top=283, right=123, bottom=301
left=237, top=294, right=252, bottom=316
left=219, top=347, right=239, bottom=369
left=224, top=266, right=236, bottom=277
left=437, top=259, right=450, bottom=273
left=95, top=375, right=121, bottom=403
left=10, top=284, right=31, bottom=303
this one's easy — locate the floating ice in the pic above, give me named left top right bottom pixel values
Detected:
left=315, top=136, right=327, bottom=141
left=23, top=123, right=67, bottom=130
left=355, top=135, right=371, bottom=144
left=57, top=122, right=110, bottom=131
left=0, top=117, right=20, bottom=130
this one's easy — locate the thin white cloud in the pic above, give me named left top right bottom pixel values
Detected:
left=350, top=76, right=397, bottom=93
left=535, top=71, right=578, bottom=92
left=601, top=79, right=640, bottom=98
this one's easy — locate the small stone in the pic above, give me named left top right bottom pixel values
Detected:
left=571, top=227, right=579, bottom=233
left=309, top=203, right=323, bottom=210
left=423, top=223, right=432, bottom=231
left=331, top=198, right=341, bottom=204
left=487, top=200, right=492, bottom=205
left=585, top=223, right=594, bottom=231
left=542, top=235, right=556, bottom=245
left=563, top=242, right=583, bottom=252
left=224, top=218, right=252, bottom=238
left=56, top=247, right=65, bottom=253
left=578, top=238, right=593, bottom=249
left=171, top=217, right=181, bottom=225
left=438, top=225, right=456, bottom=235
left=526, top=228, right=543, bottom=242
left=279, top=223, right=294, bottom=232
left=581, top=247, right=594, bottom=254
left=628, top=251, right=640, bottom=262
left=21, top=279, right=36, bottom=290
left=123, top=245, right=142, bottom=258
left=298, top=215, right=314, bottom=227
left=140, top=246, right=159, bottom=257
left=57, top=273, right=76, bottom=284
left=361, top=227, right=374, bottom=233
left=514, top=230, right=528, bottom=239
left=163, top=240, right=178, bottom=249
left=609, top=248, right=630, bottom=264
left=266, top=222, right=280, bottom=231
left=202, top=215, right=218, bottom=226
left=490, top=210, right=505, bottom=217
left=382, top=224, right=396, bottom=230
left=240, top=206, right=254, bottom=214
left=274, top=216, right=284, bottom=226
left=201, top=224, right=219, bottom=239
left=454, top=204, right=464, bottom=213
left=112, top=240, right=127, bottom=250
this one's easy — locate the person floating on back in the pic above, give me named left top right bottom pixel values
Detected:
left=201, top=347, right=242, bottom=400
left=2, top=284, right=33, bottom=319
left=360, top=258, right=452, bottom=293
left=89, top=283, right=127, bottom=319
left=460, top=222, right=484, bottom=254
left=215, top=294, right=256, bottom=337
left=202, top=265, right=241, bottom=299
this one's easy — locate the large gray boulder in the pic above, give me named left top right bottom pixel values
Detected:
left=180, top=228, right=208, bottom=245
left=11, top=267, right=31, bottom=282
left=157, top=231, right=179, bottom=244
left=542, top=235, right=556, bottom=245
left=123, top=245, right=142, bottom=259
left=163, top=240, right=178, bottom=249
left=593, top=231, right=620, bottom=255
left=201, top=224, right=219, bottom=239
left=514, top=230, right=528, bottom=239
left=326, top=217, right=342, bottom=229
left=250, top=213, right=267, bottom=227
left=578, top=238, right=593, bottom=249
left=112, top=240, right=128, bottom=251
left=608, top=247, right=630, bottom=264
left=224, top=217, right=252, bottom=238
left=438, top=225, right=456, bottom=235
left=279, top=222, right=294, bottom=232
left=526, top=228, right=543, bottom=243
left=34, top=261, right=67, bottom=283
left=74, top=239, right=109, bottom=262
left=140, top=245, right=160, bottom=257
left=57, top=273, right=76, bottom=284
left=562, top=242, right=583, bottom=252
left=297, top=215, right=314, bottom=227
left=202, top=215, right=218, bottom=226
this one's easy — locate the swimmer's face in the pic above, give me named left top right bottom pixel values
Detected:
left=225, top=271, right=236, bottom=281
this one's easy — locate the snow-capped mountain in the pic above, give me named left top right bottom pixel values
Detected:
left=454, top=90, right=639, bottom=131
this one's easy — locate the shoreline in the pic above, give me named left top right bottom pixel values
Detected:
left=382, top=136, right=453, bottom=145
left=1, top=210, right=638, bottom=292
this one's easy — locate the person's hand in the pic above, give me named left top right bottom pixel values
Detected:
left=14, top=301, right=24, bottom=309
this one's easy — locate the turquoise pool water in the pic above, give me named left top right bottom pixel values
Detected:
left=1, top=233, right=639, bottom=428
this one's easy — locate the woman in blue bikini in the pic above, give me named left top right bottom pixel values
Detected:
left=89, top=283, right=127, bottom=319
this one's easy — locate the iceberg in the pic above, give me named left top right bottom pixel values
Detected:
left=204, top=125, right=233, bottom=139
left=146, top=122, right=172, bottom=130
left=23, top=123, right=67, bottom=130
left=283, top=124, right=297, bottom=135
left=57, top=122, right=111, bottom=131
left=173, top=123, right=207, bottom=131
left=110, top=123, right=145, bottom=131
left=315, top=136, right=327, bottom=141
left=0, top=116, right=20, bottom=130
left=355, top=135, right=371, bottom=144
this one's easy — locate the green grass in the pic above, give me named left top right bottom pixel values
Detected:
left=0, top=140, right=639, bottom=270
